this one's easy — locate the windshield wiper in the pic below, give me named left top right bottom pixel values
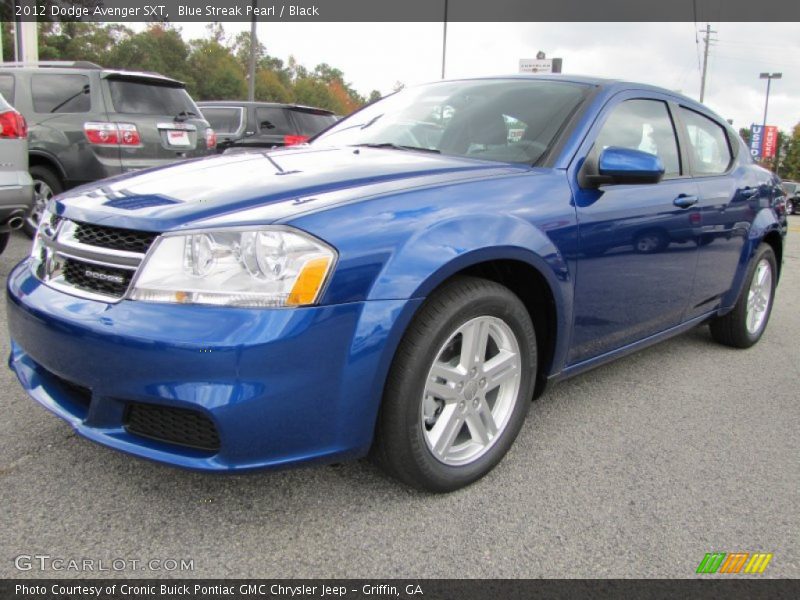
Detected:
left=174, top=110, right=199, bottom=122
left=353, top=143, right=440, bottom=154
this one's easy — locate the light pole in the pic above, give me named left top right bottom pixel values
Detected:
left=441, top=0, right=448, bottom=79
left=759, top=72, right=782, bottom=133
left=759, top=72, right=781, bottom=166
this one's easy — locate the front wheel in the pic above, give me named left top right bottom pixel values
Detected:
left=709, top=243, right=777, bottom=348
left=372, top=276, right=537, bottom=492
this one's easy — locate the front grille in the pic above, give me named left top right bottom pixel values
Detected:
left=62, top=258, right=133, bottom=297
left=74, top=222, right=158, bottom=254
left=34, top=218, right=160, bottom=303
left=124, top=402, right=221, bottom=452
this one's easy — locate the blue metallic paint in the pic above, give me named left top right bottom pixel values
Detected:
left=6, top=76, right=786, bottom=471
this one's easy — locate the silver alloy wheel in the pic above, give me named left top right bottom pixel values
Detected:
left=421, top=315, right=521, bottom=466
left=746, top=258, right=772, bottom=335
left=28, top=179, right=54, bottom=230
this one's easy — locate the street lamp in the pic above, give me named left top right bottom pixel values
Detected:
left=759, top=72, right=782, bottom=133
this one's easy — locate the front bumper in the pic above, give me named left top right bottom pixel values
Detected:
left=7, top=260, right=418, bottom=471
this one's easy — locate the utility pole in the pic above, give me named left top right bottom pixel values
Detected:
left=247, top=0, right=258, bottom=102
left=699, top=23, right=717, bottom=103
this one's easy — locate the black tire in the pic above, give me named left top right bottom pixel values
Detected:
left=372, top=276, right=537, bottom=492
left=633, top=229, right=669, bottom=254
left=0, top=232, right=10, bottom=255
left=24, top=165, right=63, bottom=238
left=709, top=243, right=777, bottom=348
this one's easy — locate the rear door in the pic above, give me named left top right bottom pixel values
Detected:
left=102, top=75, right=212, bottom=170
left=676, top=106, right=755, bottom=319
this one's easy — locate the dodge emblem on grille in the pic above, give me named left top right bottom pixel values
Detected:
left=83, top=269, right=124, bottom=284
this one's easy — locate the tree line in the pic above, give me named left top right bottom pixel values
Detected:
left=1, top=22, right=383, bottom=115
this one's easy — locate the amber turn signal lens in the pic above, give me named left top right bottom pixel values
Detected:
left=286, top=257, right=332, bottom=306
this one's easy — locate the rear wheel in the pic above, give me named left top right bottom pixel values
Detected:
left=373, top=276, right=537, bottom=492
left=0, top=232, right=10, bottom=254
left=709, top=243, right=777, bottom=348
left=25, top=165, right=62, bottom=238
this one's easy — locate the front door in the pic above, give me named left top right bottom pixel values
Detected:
left=569, top=97, right=699, bottom=364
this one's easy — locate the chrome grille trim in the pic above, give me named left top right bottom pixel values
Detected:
left=32, top=217, right=157, bottom=303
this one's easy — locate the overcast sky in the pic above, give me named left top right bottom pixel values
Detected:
left=167, top=21, right=799, bottom=132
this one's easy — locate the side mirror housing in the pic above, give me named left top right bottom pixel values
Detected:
left=598, top=147, right=665, bottom=185
left=580, top=147, right=665, bottom=188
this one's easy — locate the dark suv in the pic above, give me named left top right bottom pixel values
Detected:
left=198, top=101, right=336, bottom=153
left=0, top=62, right=215, bottom=235
left=783, top=181, right=798, bottom=215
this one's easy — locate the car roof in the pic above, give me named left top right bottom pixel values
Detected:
left=422, top=74, right=726, bottom=125
left=0, top=64, right=185, bottom=87
left=197, top=100, right=334, bottom=114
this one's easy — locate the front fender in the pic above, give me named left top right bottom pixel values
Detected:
left=367, top=213, right=570, bottom=301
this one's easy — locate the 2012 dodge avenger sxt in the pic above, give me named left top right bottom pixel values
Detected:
left=7, top=76, right=786, bottom=491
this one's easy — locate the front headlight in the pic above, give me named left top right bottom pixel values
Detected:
left=129, top=227, right=336, bottom=307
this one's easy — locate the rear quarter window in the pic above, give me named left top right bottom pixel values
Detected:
left=289, top=110, right=337, bottom=136
left=680, top=107, right=733, bottom=175
left=108, top=79, right=198, bottom=116
left=255, top=107, right=293, bottom=135
left=31, top=74, right=91, bottom=113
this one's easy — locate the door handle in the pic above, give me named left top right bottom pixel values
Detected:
left=741, top=186, right=759, bottom=198
left=673, top=194, right=699, bottom=209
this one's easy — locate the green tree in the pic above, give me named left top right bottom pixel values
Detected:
left=185, top=38, right=246, bottom=100
left=255, top=69, right=293, bottom=103
left=293, top=77, right=337, bottom=111
left=106, top=24, right=190, bottom=82
left=368, top=90, right=382, bottom=103
left=779, top=124, right=800, bottom=181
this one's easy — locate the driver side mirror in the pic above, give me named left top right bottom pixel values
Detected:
left=580, top=146, right=665, bottom=188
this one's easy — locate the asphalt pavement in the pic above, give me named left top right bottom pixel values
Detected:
left=1, top=225, right=797, bottom=579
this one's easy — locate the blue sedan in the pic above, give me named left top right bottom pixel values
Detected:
left=6, top=76, right=787, bottom=491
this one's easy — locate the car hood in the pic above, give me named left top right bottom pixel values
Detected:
left=55, top=146, right=527, bottom=232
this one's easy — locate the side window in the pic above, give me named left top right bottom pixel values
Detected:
left=680, top=107, right=732, bottom=175
left=255, top=107, right=292, bottom=135
left=31, top=74, right=91, bottom=114
left=0, top=75, right=15, bottom=104
left=595, top=99, right=681, bottom=177
left=201, top=107, right=244, bottom=134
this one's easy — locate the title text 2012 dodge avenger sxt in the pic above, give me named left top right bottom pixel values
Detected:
left=7, top=76, right=786, bottom=491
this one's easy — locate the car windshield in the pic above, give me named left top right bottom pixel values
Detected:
left=313, top=79, right=588, bottom=164
left=108, top=79, right=200, bottom=117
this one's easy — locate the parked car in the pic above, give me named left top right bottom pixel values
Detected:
left=198, top=101, right=336, bottom=153
left=8, top=76, right=786, bottom=492
left=0, top=62, right=216, bottom=236
left=0, top=92, right=33, bottom=253
left=782, top=181, right=798, bottom=215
